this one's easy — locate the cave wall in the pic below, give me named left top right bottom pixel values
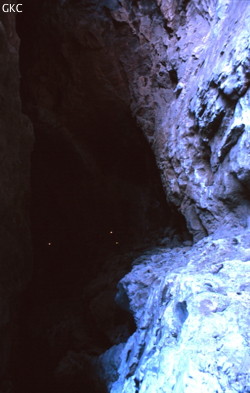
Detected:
left=0, top=10, right=33, bottom=383
left=17, top=0, right=189, bottom=260
left=149, top=0, right=250, bottom=238
left=18, top=0, right=250, bottom=240
left=0, top=0, right=249, bottom=391
left=88, top=2, right=250, bottom=391
left=106, top=0, right=250, bottom=238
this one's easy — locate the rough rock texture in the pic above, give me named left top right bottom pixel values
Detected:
left=0, top=9, right=33, bottom=386
left=99, top=228, right=250, bottom=393
left=20, top=0, right=250, bottom=239
left=105, top=0, right=250, bottom=238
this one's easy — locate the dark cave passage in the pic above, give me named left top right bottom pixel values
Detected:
left=10, top=2, right=190, bottom=392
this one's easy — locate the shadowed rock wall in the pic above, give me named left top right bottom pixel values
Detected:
left=18, top=0, right=250, bottom=239
left=0, top=9, right=33, bottom=386
left=18, top=0, right=186, bottom=256
left=107, top=0, right=250, bottom=238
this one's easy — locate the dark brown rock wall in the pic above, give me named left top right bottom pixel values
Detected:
left=0, top=9, right=33, bottom=381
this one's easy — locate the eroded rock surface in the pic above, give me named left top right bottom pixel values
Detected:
left=106, top=0, right=250, bottom=238
left=99, top=229, right=250, bottom=393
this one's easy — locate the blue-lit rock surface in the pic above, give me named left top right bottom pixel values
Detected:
left=118, top=0, right=250, bottom=239
left=99, top=229, right=250, bottom=393
left=95, top=2, right=250, bottom=390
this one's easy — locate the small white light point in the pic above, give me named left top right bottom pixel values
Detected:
left=48, top=242, right=52, bottom=246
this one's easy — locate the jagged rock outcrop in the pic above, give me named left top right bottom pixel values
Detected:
left=0, top=10, right=33, bottom=386
left=107, top=0, right=250, bottom=238
left=99, top=228, right=250, bottom=393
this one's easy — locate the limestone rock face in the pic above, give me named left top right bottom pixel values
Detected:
left=0, top=10, right=33, bottom=382
left=100, top=229, right=250, bottom=393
